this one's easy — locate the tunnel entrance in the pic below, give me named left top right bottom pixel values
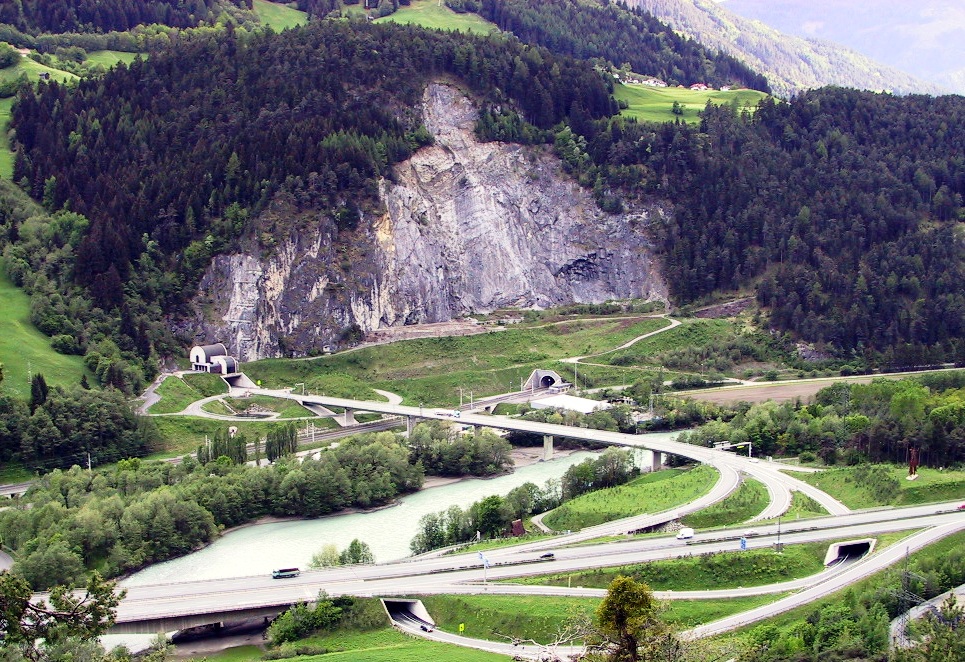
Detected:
left=824, top=538, right=875, bottom=566
left=381, top=599, right=435, bottom=628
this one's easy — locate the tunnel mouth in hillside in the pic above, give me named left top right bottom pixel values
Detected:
left=824, top=538, right=875, bottom=566
left=382, top=599, right=435, bottom=628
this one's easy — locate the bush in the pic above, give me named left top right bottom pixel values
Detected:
left=798, top=451, right=817, bottom=463
left=0, top=43, right=19, bottom=69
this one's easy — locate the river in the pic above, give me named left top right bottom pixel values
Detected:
left=122, top=449, right=655, bottom=587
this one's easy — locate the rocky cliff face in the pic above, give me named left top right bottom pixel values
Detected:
left=184, top=83, right=667, bottom=361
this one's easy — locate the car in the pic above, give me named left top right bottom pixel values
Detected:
left=540, top=552, right=555, bottom=560
left=743, top=529, right=760, bottom=537
left=420, top=624, right=433, bottom=632
left=958, top=504, right=965, bottom=511
left=749, top=458, right=760, bottom=463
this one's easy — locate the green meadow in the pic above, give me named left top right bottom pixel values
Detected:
left=375, top=0, right=496, bottom=35
left=0, top=270, right=89, bottom=398
left=252, top=0, right=309, bottom=30
left=244, top=316, right=670, bottom=404
left=614, top=83, right=768, bottom=124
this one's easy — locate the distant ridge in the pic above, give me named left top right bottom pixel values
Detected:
left=626, top=0, right=946, bottom=96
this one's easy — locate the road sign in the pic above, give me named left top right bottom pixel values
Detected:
left=459, top=623, right=465, bottom=632
left=740, top=537, right=747, bottom=550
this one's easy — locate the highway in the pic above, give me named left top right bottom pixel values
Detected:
left=112, top=502, right=963, bottom=633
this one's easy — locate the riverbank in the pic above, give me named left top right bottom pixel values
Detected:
left=422, top=447, right=578, bottom=489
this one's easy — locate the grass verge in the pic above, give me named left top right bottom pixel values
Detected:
left=510, top=541, right=830, bottom=591
left=420, top=595, right=597, bottom=643
left=542, top=464, right=718, bottom=531
left=683, top=477, right=768, bottom=529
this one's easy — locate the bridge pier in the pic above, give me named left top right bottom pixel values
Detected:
left=651, top=451, right=663, bottom=473
left=406, top=416, right=416, bottom=435
left=543, top=435, right=554, bottom=461
left=343, top=408, right=358, bottom=426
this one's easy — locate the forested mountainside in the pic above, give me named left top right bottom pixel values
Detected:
left=626, top=0, right=944, bottom=96
left=473, top=0, right=769, bottom=92
left=573, top=90, right=964, bottom=365
left=0, top=0, right=252, bottom=35
left=6, top=21, right=965, bottom=376
left=5, top=21, right=615, bottom=384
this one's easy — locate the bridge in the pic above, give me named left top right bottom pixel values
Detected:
left=260, top=390, right=850, bottom=520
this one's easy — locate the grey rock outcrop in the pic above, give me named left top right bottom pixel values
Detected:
left=183, top=83, right=667, bottom=360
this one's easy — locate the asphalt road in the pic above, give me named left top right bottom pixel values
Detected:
left=112, top=503, right=964, bottom=633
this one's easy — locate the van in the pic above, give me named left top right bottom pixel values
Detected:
left=676, top=527, right=695, bottom=540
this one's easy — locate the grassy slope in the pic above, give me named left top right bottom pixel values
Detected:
left=614, top=83, right=768, bottom=124
left=252, top=0, right=309, bottom=30
left=375, top=0, right=496, bottom=35
left=790, top=465, right=965, bottom=509
left=542, top=465, right=718, bottom=531
left=0, top=269, right=89, bottom=398
left=244, top=317, right=669, bottom=404
left=602, top=318, right=736, bottom=366
left=682, top=477, right=768, bottom=529
left=83, top=50, right=138, bottom=69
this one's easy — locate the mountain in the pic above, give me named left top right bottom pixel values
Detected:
left=625, top=0, right=945, bottom=96
left=722, top=0, right=965, bottom=95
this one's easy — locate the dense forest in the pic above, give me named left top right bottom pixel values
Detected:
left=566, top=90, right=965, bottom=364
left=0, top=377, right=156, bottom=471
left=474, top=0, right=770, bottom=91
left=0, top=0, right=252, bottom=35
left=678, top=372, right=965, bottom=467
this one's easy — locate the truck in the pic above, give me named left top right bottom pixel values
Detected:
left=271, top=567, right=301, bottom=579
left=676, top=527, right=695, bottom=540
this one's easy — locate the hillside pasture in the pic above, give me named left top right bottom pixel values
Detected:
left=0, top=270, right=88, bottom=398
left=614, top=83, right=767, bottom=124
left=375, top=0, right=496, bottom=35
left=84, top=50, right=138, bottom=69
left=252, top=0, right=308, bottom=30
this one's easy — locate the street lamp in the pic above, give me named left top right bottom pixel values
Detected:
left=775, top=516, right=783, bottom=553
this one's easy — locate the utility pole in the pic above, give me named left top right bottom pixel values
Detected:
left=87, top=453, right=92, bottom=473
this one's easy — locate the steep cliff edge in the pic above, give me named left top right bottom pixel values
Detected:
left=183, top=83, right=667, bottom=360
